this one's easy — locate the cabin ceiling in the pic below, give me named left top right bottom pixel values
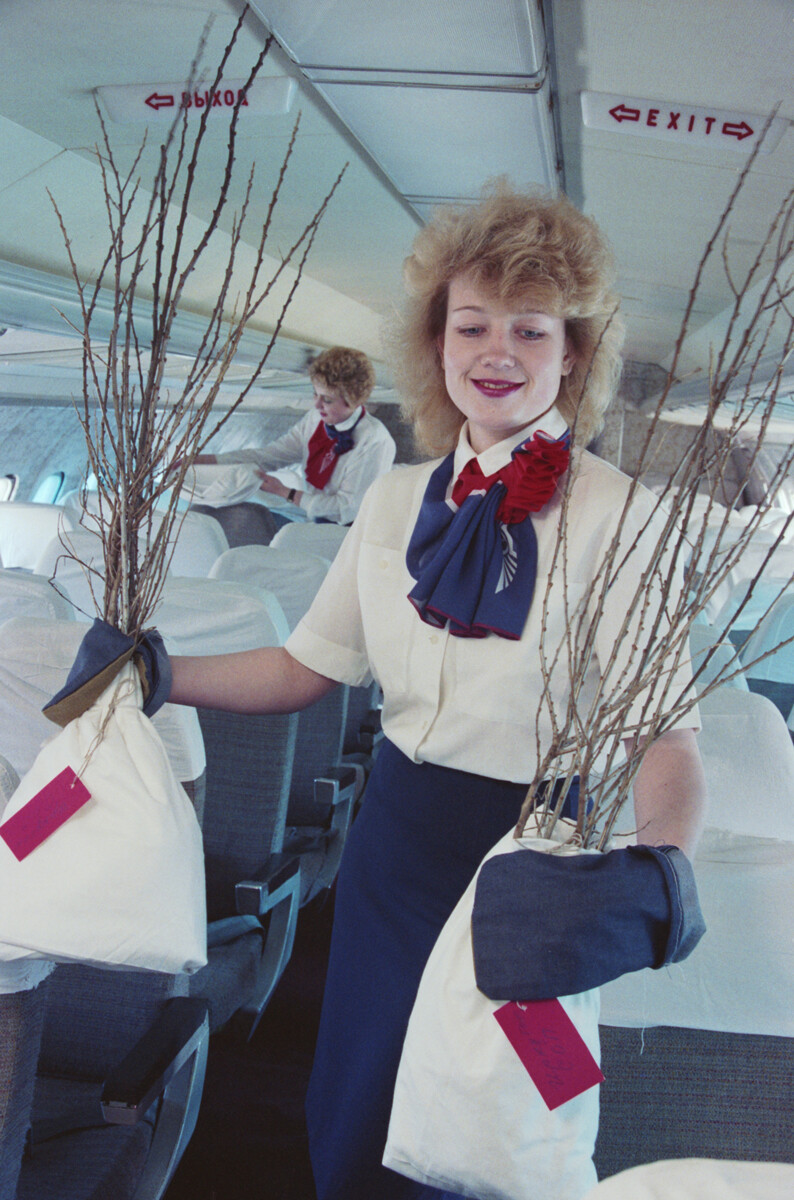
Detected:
left=0, top=0, right=792, bottom=413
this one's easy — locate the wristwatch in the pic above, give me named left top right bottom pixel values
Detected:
left=287, top=487, right=297, bottom=503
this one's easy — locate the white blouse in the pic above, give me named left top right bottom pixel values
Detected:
left=216, top=407, right=396, bottom=525
left=286, top=410, right=698, bottom=783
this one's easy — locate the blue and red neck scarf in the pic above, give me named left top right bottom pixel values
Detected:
left=406, top=428, right=571, bottom=639
left=305, top=408, right=366, bottom=490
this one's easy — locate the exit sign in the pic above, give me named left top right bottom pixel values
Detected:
left=581, top=91, right=787, bottom=154
left=97, top=76, right=296, bottom=123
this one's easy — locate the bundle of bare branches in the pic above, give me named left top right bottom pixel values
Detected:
left=521, top=124, right=794, bottom=848
left=49, top=6, right=345, bottom=637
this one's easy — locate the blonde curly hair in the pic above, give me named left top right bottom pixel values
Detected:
left=309, top=345, right=376, bottom=409
left=393, top=182, right=624, bottom=456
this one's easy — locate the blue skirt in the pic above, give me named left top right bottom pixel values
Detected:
left=306, top=740, right=527, bottom=1200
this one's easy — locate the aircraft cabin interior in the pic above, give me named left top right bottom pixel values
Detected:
left=0, top=3, right=793, bottom=1200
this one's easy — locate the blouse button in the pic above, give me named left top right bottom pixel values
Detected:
left=380, top=559, right=389, bottom=570
left=429, top=634, right=439, bottom=645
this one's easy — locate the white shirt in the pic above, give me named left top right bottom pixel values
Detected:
left=286, top=409, right=698, bottom=783
left=216, top=407, right=396, bottom=525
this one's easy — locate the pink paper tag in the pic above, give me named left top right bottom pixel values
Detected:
left=0, top=767, right=92, bottom=861
left=494, top=998, right=604, bottom=1110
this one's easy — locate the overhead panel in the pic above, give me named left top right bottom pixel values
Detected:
left=317, top=82, right=557, bottom=201
left=247, top=1, right=559, bottom=212
left=248, top=0, right=545, bottom=75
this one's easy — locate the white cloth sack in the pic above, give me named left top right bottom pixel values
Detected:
left=0, top=663, right=207, bottom=975
left=384, top=825, right=601, bottom=1200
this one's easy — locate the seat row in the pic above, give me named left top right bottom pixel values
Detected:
left=597, top=621, right=794, bottom=1178
left=0, top=499, right=349, bottom=575
left=0, top=546, right=381, bottom=1198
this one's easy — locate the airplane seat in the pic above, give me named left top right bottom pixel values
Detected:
left=156, top=576, right=290, bottom=655
left=158, top=510, right=229, bottom=577
left=270, top=519, right=349, bottom=560
left=597, top=763, right=794, bottom=1177
left=691, top=687, right=794, bottom=839
left=342, top=680, right=384, bottom=791
left=686, top=622, right=748, bottom=696
left=192, top=702, right=301, bottom=1037
left=585, top=1157, right=794, bottom=1198
left=0, top=757, right=208, bottom=1200
left=0, top=752, right=18, bottom=813
left=208, top=544, right=330, bottom=630
left=0, top=505, right=76, bottom=573
left=190, top=501, right=279, bottom=548
left=710, top=576, right=794, bottom=646
left=16, top=966, right=208, bottom=1200
left=0, top=476, right=19, bottom=503
left=343, top=678, right=383, bottom=753
left=155, top=578, right=303, bottom=1037
left=697, top=528, right=794, bottom=624
left=0, top=962, right=50, bottom=1200
left=0, top=569, right=74, bottom=627
left=284, top=685, right=359, bottom=905
left=1, top=761, right=47, bottom=1200
left=34, top=527, right=107, bottom=621
left=739, top=591, right=794, bottom=719
left=34, top=511, right=230, bottom=626
left=163, top=576, right=356, bottom=909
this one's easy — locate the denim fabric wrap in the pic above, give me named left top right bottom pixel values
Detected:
left=471, top=842, right=706, bottom=1001
left=43, top=617, right=171, bottom=720
left=135, top=628, right=172, bottom=718
left=60, top=618, right=133, bottom=693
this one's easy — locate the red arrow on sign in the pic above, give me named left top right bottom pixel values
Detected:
left=145, top=92, right=175, bottom=111
left=722, top=120, right=753, bottom=141
left=609, top=102, right=641, bottom=123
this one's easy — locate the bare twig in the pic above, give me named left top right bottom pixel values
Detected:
left=50, top=7, right=346, bottom=638
left=519, top=123, right=794, bottom=847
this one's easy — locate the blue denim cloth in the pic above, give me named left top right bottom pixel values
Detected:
left=471, top=842, right=706, bottom=1001
left=43, top=617, right=171, bottom=719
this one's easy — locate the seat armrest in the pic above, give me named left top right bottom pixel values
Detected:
left=235, top=851, right=301, bottom=919
left=358, top=708, right=384, bottom=753
left=313, top=765, right=358, bottom=821
left=101, top=997, right=210, bottom=1126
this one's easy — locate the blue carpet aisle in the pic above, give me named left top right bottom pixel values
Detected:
left=165, top=894, right=335, bottom=1200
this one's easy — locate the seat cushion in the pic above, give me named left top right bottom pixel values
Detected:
left=19, top=1076, right=153, bottom=1200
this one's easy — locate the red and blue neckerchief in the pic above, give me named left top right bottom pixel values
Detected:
left=406, top=428, right=571, bottom=639
left=305, top=408, right=366, bottom=490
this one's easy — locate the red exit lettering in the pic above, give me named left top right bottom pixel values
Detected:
left=179, top=89, right=250, bottom=110
left=608, top=101, right=754, bottom=142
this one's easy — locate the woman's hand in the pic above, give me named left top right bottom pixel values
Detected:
left=256, top=470, right=302, bottom=505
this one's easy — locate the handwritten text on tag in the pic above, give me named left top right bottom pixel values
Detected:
left=494, top=998, right=604, bottom=1110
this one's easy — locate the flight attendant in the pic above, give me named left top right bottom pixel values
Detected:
left=199, top=345, right=396, bottom=525
left=170, top=185, right=706, bottom=1200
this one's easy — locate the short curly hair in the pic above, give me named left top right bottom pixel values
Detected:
left=309, top=345, right=376, bottom=408
left=393, top=182, right=624, bottom=456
